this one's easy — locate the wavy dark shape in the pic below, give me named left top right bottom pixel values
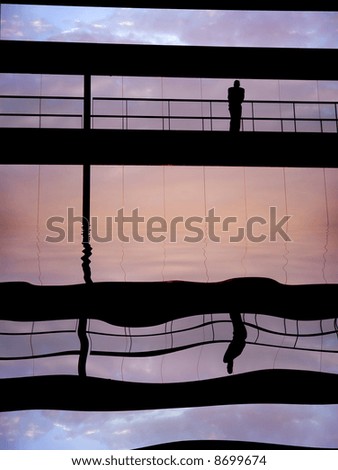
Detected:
left=1, top=369, right=338, bottom=412
left=1, top=1, right=337, bottom=13
left=138, top=440, right=337, bottom=450
left=1, top=278, right=337, bottom=326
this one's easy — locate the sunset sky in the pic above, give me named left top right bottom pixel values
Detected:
left=0, top=5, right=338, bottom=451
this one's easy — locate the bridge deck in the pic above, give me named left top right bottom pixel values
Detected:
left=1, top=128, right=337, bottom=167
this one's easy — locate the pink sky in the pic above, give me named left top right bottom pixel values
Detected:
left=1, top=165, right=338, bottom=285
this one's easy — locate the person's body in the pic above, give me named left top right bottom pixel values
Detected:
left=223, top=311, right=247, bottom=374
left=227, top=80, right=245, bottom=133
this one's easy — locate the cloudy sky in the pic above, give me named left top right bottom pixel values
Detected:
left=0, top=6, right=337, bottom=48
left=0, top=5, right=338, bottom=452
left=2, top=404, right=338, bottom=450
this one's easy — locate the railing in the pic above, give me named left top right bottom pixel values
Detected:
left=0, top=94, right=84, bottom=128
left=1, top=315, right=337, bottom=380
left=1, top=94, right=338, bottom=132
left=92, top=97, right=338, bottom=133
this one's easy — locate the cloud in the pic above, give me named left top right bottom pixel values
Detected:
left=25, top=423, right=44, bottom=439
left=53, top=422, right=72, bottom=432
left=0, top=411, right=55, bottom=449
left=0, top=414, right=21, bottom=447
left=113, top=429, right=131, bottom=435
left=118, top=21, right=134, bottom=27
left=30, top=18, right=54, bottom=34
left=85, top=429, right=99, bottom=435
left=1, top=8, right=58, bottom=41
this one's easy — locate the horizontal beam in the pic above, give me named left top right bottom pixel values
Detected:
left=1, top=279, right=337, bottom=325
left=1, top=1, right=337, bottom=12
left=1, top=370, right=338, bottom=412
left=1, top=40, right=338, bottom=80
left=1, top=128, right=337, bottom=168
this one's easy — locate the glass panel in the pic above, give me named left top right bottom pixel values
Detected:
left=0, top=165, right=83, bottom=284
left=0, top=74, right=83, bottom=128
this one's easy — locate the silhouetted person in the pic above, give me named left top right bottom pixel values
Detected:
left=228, top=80, right=245, bottom=133
left=223, top=311, right=247, bottom=374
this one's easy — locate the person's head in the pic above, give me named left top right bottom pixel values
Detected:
left=234, top=80, right=240, bottom=87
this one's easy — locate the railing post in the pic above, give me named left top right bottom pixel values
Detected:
left=319, top=103, right=323, bottom=133
left=82, top=73, right=91, bottom=241
left=293, top=102, right=297, bottom=132
left=162, top=98, right=165, bottom=130
left=251, top=101, right=255, bottom=132
left=168, top=100, right=171, bottom=131
left=201, top=103, right=204, bottom=131
left=210, top=101, right=213, bottom=131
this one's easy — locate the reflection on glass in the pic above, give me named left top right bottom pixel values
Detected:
left=0, top=162, right=337, bottom=451
left=1, top=313, right=337, bottom=381
left=0, top=167, right=337, bottom=373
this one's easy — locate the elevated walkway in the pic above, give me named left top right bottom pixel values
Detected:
left=1, top=278, right=337, bottom=324
left=1, top=127, right=337, bottom=167
left=1, top=40, right=338, bottom=80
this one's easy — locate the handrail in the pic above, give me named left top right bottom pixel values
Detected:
left=92, top=97, right=338, bottom=133
left=92, top=97, right=338, bottom=105
left=1, top=94, right=337, bottom=132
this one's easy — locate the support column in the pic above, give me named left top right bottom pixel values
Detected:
left=78, top=73, right=92, bottom=377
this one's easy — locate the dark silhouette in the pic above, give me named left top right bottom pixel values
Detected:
left=228, top=80, right=245, bottom=133
left=78, top=164, right=92, bottom=377
left=1, top=278, right=337, bottom=325
left=3, top=369, right=337, bottom=413
left=223, top=311, right=247, bottom=374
